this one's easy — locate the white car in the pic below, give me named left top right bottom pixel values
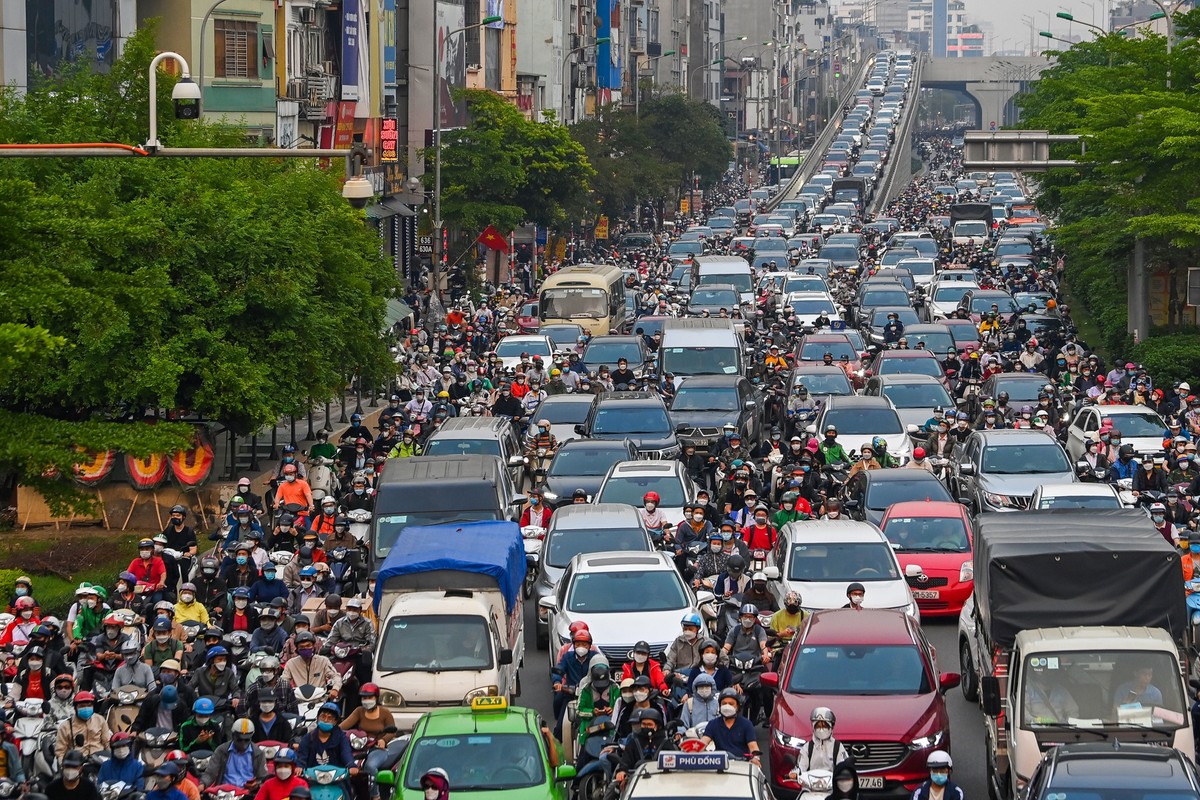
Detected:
left=493, top=334, right=554, bottom=370
left=894, top=257, right=938, bottom=287
left=1028, top=482, right=1122, bottom=510
left=810, top=395, right=914, bottom=463
left=766, top=519, right=919, bottom=617
left=539, top=551, right=711, bottom=668
left=595, top=460, right=698, bottom=528
left=784, top=291, right=843, bottom=329
left=924, top=280, right=979, bottom=321
left=1065, top=404, right=1170, bottom=461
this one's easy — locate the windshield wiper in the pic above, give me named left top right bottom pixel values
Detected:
left=1028, top=723, right=1109, bottom=739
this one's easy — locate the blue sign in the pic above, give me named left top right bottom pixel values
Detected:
left=382, top=0, right=396, bottom=87
left=342, top=0, right=361, bottom=100
left=830, top=320, right=846, bottom=331
left=658, top=751, right=729, bottom=771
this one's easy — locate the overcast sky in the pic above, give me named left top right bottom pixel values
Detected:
left=961, top=0, right=1155, bottom=53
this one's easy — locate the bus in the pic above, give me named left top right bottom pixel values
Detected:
left=768, top=153, right=806, bottom=185
left=537, top=263, right=628, bottom=335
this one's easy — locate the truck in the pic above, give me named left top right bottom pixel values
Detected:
left=372, top=520, right=526, bottom=731
left=949, top=202, right=993, bottom=245
left=958, top=510, right=1191, bottom=800
left=831, top=177, right=870, bottom=214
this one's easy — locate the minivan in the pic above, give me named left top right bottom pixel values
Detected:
left=422, top=416, right=526, bottom=487
left=658, top=318, right=745, bottom=387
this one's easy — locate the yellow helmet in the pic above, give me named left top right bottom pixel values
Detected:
left=551, top=368, right=562, bottom=377
left=437, top=390, right=450, bottom=398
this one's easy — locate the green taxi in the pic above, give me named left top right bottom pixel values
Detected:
left=379, top=697, right=577, bottom=800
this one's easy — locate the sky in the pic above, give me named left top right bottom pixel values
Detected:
left=961, top=0, right=1176, bottom=54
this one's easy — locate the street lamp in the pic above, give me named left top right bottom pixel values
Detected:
left=145, top=52, right=201, bottom=151
left=432, top=14, right=503, bottom=310
left=635, top=49, right=675, bottom=118
left=560, top=37, right=611, bottom=123
left=1056, top=9, right=1164, bottom=35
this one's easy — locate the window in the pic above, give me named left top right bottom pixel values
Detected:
left=215, top=19, right=256, bottom=79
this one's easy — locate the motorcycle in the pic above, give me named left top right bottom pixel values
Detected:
left=305, top=764, right=353, bottom=800
left=328, top=546, right=363, bottom=596
left=12, top=697, right=51, bottom=784
left=309, top=456, right=339, bottom=498
left=203, top=785, right=250, bottom=800
left=521, top=525, right=545, bottom=600
left=364, top=735, right=411, bottom=800
left=138, top=726, right=178, bottom=768
left=729, top=650, right=769, bottom=724
left=528, top=447, right=554, bottom=489
left=346, top=508, right=373, bottom=544
left=795, top=769, right=835, bottom=800
left=329, top=643, right=362, bottom=705
left=295, top=683, right=332, bottom=731
left=573, top=714, right=617, bottom=800
left=98, top=780, right=141, bottom=800
left=106, top=683, right=147, bottom=734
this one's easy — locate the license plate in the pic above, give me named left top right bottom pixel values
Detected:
left=912, top=590, right=940, bottom=600
left=859, top=777, right=885, bottom=789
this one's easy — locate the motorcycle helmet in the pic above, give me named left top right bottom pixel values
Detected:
left=739, top=603, right=758, bottom=617
left=73, top=691, right=95, bottom=705
left=811, top=706, right=836, bottom=726
left=273, top=747, right=298, bottom=764
left=681, top=612, right=702, bottom=628
left=927, top=751, right=953, bottom=769
left=726, top=555, right=746, bottom=574
left=643, top=491, right=661, bottom=505
left=360, top=683, right=380, bottom=698
left=204, top=646, right=229, bottom=662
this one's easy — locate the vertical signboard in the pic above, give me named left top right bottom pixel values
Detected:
left=382, top=0, right=397, bottom=87
left=342, top=0, right=361, bottom=100
left=380, top=118, right=399, bottom=162
left=595, top=0, right=622, bottom=97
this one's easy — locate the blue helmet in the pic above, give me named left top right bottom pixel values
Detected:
left=681, top=612, right=702, bottom=628
left=232, top=587, right=252, bottom=599
left=319, top=702, right=341, bottom=716
left=299, top=565, right=318, bottom=578
left=193, top=697, right=215, bottom=715
left=273, top=747, right=297, bottom=764
left=205, top=645, right=228, bottom=662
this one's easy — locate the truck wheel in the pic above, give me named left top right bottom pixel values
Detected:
left=959, top=638, right=979, bottom=702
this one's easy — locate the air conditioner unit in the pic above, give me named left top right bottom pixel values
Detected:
left=647, top=41, right=662, bottom=56
left=297, top=6, right=316, bottom=25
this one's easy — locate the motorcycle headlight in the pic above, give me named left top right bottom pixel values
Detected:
left=773, top=729, right=807, bottom=749
left=316, top=770, right=337, bottom=785
left=464, top=686, right=499, bottom=703
left=911, top=731, right=944, bottom=750
left=960, top=560, right=973, bottom=583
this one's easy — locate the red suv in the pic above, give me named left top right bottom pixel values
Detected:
left=763, top=609, right=960, bottom=798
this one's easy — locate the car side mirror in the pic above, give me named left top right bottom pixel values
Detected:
left=906, top=423, right=919, bottom=434
left=939, top=673, right=961, bottom=694
left=375, top=770, right=395, bottom=786
left=508, top=455, right=526, bottom=467
left=511, top=493, right=527, bottom=506
left=905, top=564, right=923, bottom=578
left=762, top=566, right=781, bottom=580
left=981, top=675, right=1001, bottom=716
left=538, top=596, right=558, bottom=611
left=959, top=463, right=975, bottom=476
left=499, top=648, right=514, bottom=666
left=761, top=672, right=780, bottom=689
left=555, top=765, right=578, bottom=781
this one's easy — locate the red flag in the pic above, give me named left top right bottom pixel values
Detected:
left=477, top=225, right=511, bottom=252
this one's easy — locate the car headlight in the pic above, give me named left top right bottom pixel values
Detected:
left=960, top=560, right=973, bottom=583
left=983, top=491, right=1018, bottom=508
left=380, top=689, right=405, bottom=707
left=774, top=729, right=807, bottom=749
left=911, top=731, right=944, bottom=750
left=464, top=686, right=499, bottom=703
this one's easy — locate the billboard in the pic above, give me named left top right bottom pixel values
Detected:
left=342, top=0, right=361, bottom=100
left=382, top=0, right=397, bottom=87
left=435, top=0, right=469, bottom=128
left=596, top=0, right=622, bottom=94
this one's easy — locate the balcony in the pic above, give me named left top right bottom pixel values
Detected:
left=629, top=35, right=645, bottom=53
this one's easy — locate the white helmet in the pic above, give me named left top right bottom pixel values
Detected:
left=810, top=706, right=836, bottom=726
left=927, top=751, right=953, bottom=769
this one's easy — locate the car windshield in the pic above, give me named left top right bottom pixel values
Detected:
left=374, top=511, right=501, bottom=556
left=821, top=245, right=860, bottom=262
left=535, top=400, right=591, bottom=425
left=970, top=295, right=1020, bottom=314
left=584, top=341, right=644, bottom=364
left=598, top=475, right=686, bottom=507
left=784, top=277, right=829, bottom=294
left=787, top=541, right=900, bottom=582
left=520, top=302, right=537, bottom=318
left=862, top=289, right=910, bottom=308
left=669, top=241, right=704, bottom=255
left=546, top=527, right=650, bottom=567
left=867, top=478, right=953, bottom=510
left=1021, top=650, right=1186, bottom=729
left=540, top=289, right=607, bottom=320
left=786, top=644, right=930, bottom=695
left=593, top=407, right=671, bottom=435
left=1110, top=412, right=1168, bottom=438
left=698, top=273, right=753, bottom=292
left=1036, top=493, right=1122, bottom=510
left=823, top=408, right=902, bottom=435
left=905, top=331, right=954, bottom=353
left=881, top=382, right=953, bottom=409
left=801, top=341, right=857, bottom=361
left=934, top=285, right=975, bottom=303
left=542, top=326, right=583, bottom=347
left=946, top=324, right=981, bottom=345
left=982, top=443, right=1072, bottom=474
left=495, top=339, right=551, bottom=358
left=898, top=260, right=936, bottom=276
left=790, top=298, right=838, bottom=315
left=883, top=516, right=969, bottom=552
left=955, top=221, right=988, bottom=236
left=404, top=733, right=546, bottom=791
left=793, top=373, right=853, bottom=396
left=661, top=347, right=740, bottom=376
left=566, top=570, right=689, bottom=612
left=423, top=439, right=503, bottom=458
left=994, top=379, right=1044, bottom=402
left=691, top=289, right=739, bottom=306
left=870, top=308, right=920, bottom=327
left=672, top=387, right=740, bottom=412
left=877, top=355, right=943, bottom=380
left=549, top=447, right=625, bottom=477
left=377, top=615, right=492, bottom=671
left=755, top=239, right=790, bottom=253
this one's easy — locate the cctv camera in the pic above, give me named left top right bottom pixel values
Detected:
left=342, top=176, right=374, bottom=209
left=173, top=77, right=202, bottom=120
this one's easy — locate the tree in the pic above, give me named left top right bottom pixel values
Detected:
left=0, top=24, right=396, bottom=509
left=436, top=89, right=595, bottom=236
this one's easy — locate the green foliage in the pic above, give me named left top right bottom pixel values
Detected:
left=1132, top=335, right=1200, bottom=386
left=436, top=89, right=595, bottom=235
left=0, top=24, right=396, bottom=510
left=571, top=93, right=732, bottom=220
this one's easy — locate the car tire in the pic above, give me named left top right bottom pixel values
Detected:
left=959, top=637, right=979, bottom=703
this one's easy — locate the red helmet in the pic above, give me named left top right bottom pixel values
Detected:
left=355, top=437, right=369, bottom=447
left=282, top=464, right=298, bottom=475
left=572, top=629, right=593, bottom=645
left=74, top=691, right=95, bottom=704
left=360, top=683, right=380, bottom=697
left=110, top=732, right=134, bottom=746
left=913, top=447, right=926, bottom=459
left=568, top=621, right=590, bottom=636
left=103, top=613, right=123, bottom=627
left=13, top=596, right=34, bottom=609
left=643, top=492, right=661, bottom=504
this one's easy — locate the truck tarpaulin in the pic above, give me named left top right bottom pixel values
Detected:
left=974, top=510, right=1185, bottom=649
left=948, top=202, right=993, bottom=226
left=374, top=521, right=525, bottom=615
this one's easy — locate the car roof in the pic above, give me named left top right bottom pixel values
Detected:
left=417, top=703, right=539, bottom=736
left=550, top=503, right=644, bottom=527
left=802, top=608, right=921, bottom=645
left=827, top=395, right=893, bottom=409
left=862, top=469, right=947, bottom=485
left=873, top=373, right=944, bottom=385
left=883, top=500, right=970, bottom=519
left=606, top=460, right=682, bottom=477
left=540, top=394, right=596, bottom=408
left=1046, top=743, right=1196, bottom=789
left=1034, top=482, right=1118, bottom=498
left=597, top=391, right=664, bottom=406
left=975, top=429, right=1065, bottom=445
left=782, top=519, right=889, bottom=542
left=557, top=437, right=634, bottom=451
left=575, top=551, right=675, bottom=571
left=430, top=416, right=512, bottom=437
left=876, top=348, right=940, bottom=359
left=676, top=375, right=744, bottom=388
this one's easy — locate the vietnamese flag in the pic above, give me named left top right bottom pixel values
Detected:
left=477, top=225, right=511, bottom=252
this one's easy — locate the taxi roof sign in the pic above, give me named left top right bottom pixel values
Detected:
left=657, top=751, right=729, bottom=772
left=470, top=696, right=508, bottom=713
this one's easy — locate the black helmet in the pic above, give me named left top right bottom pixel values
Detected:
left=589, top=662, right=611, bottom=688
left=846, top=582, right=866, bottom=595
left=62, top=749, right=86, bottom=768
left=718, top=687, right=741, bottom=704
left=635, top=707, right=664, bottom=726
left=726, top=555, right=746, bottom=574
left=1119, top=444, right=1135, bottom=459
left=170, top=504, right=187, bottom=515
left=573, top=488, right=588, bottom=500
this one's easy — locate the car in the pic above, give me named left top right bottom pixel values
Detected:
left=580, top=335, right=653, bottom=378
left=765, top=520, right=918, bottom=616
left=780, top=274, right=830, bottom=298
left=595, top=459, right=697, bottom=527
left=541, top=438, right=639, bottom=506
left=790, top=365, right=855, bottom=401
left=630, top=315, right=670, bottom=342
left=539, top=324, right=586, bottom=353
left=862, top=374, right=955, bottom=430
left=387, top=697, right=575, bottom=800
left=879, top=500, right=974, bottom=617
left=531, top=394, right=595, bottom=444
left=687, top=285, right=742, bottom=317
left=1024, top=743, right=1200, bottom=800
left=862, top=307, right=920, bottom=347
left=922, top=281, right=979, bottom=323
left=533, top=502, right=653, bottom=648
left=941, top=318, right=982, bottom=354
left=956, top=289, right=1020, bottom=323
left=423, top=417, right=527, bottom=489
left=494, top=334, right=555, bottom=370
left=763, top=609, right=960, bottom=797
left=856, top=284, right=912, bottom=321
left=669, top=374, right=764, bottom=455
left=574, top=392, right=681, bottom=460
left=784, top=291, right=842, bottom=329
left=538, top=551, right=711, bottom=667
left=1065, top=404, right=1169, bottom=461
left=981, top=373, right=1050, bottom=406
left=811, top=395, right=913, bottom=461
left=894, top=258, right=937, bottom=287
left=867, top=349, right=949, bottom=390
left=951, top=429, right=1078, bottom=512
left=623, top=751, right=771, bottom=800
left=516, top=301, right=540, bottom=333
left=898, top=324, right=955, bottom=357
left=1028, top=481, right=1123, bottom=510
left=843, top=468, right=955, bottom=528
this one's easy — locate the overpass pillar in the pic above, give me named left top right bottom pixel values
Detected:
left=964, top=83, right=1013, bottom=130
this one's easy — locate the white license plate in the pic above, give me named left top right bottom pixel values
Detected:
left=859, top=777, right=885, bottom=789
left=912, top=590, right=941, bottom=600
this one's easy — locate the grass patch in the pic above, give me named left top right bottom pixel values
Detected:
left=1061, top=278, right=1110, bottom=365
left=0, top=529, right=147, bottom=616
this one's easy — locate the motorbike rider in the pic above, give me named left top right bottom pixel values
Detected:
left=621, top=640, right=668, bottom=693
left=907, top=447, right=935, bottom=472
left=1108, top=444, right=1139, bottom=482
left=55, top=690, right=111, bottom=761
left=222, top=542, right=260, bottom=590
left=820, top=425, right=851, bottom=465
left=48, top=674, right=76, bottom=723
left=251, top=606, right=288, bottom=655
left=274, top=463, right=314, bottom=513
left=98, top=731, right=145, bottom=791
left=741, top=505, right=779, bottom=551
left=132, top=677, right=191, bottom=735
left=680, top=672, right=721, bottom=729
left=128, top=537, right=170, bottom=603
left=341, top=413, right=372, bottom=443
left=297, top=702, right=357, bottom=775
left=309, top=496, right=340, bottom=536
left=786, top=707, right=852, bottom=785
left=200, top=718, right=268, bottom=792
left=192, top=645, right=240, bottom=710
left=551, top=628, right=598, bottom=736
left=8, top=643, right=52, bottom=702
left=612, top=676, right=668, bottom=739
left=913, top=751, right=964, bottom=800
left=161, top=505, right=198, bottom=582
left=388, top=428, right=424, bottom=458
left=283, top=630, right=343, bottom=700
left=491, top=384, right=524, bottom=419
left=325, top=596, right=376, bottom=686
left=614, top=708, right=671, bottom=788
left=45, top=750, right=97, bottom=800
left=664, top=612, right=705, bottom=685
left=639, top=491, right=666, bottom=534
left=338, top=682, right=397, bottom=744
left=250, top=562, right=289, bottom=605
left=924, top=418, right=958, bottom=461
left=723, top=603, right=771, bottom=670
left=520, top=488, right=553, bottom=527
left=843, top=582, right=867, bottom=610
left=114, top=639, right=155, bottom=689
left=848, top=442, right=881, bottom=477
left=769, top=591, right=807, bottom=647
left=252, top=747, right=307, bottom=800
left=1135, top=455, right=1169, bottom=493
left=246, top=654, right=297, bottom=715
left=743, top=571, right=779, bottom=614
left=574, top=660, right=619, bottom=752
left=223, top=585, right=260, bottom=634
left=773, top=491, right=812, bottom=526
left=341, top=475, right=374, bottom=513
left=700, top=689, right=762, bottom=764
left=288, top=566, right=324, bottom=612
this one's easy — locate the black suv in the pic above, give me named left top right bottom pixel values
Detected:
left=574, top=391, right=680, bottom=460
left=668, top=375, right=763, bottom=456
left=1025, top=742, right=1200, bottom=800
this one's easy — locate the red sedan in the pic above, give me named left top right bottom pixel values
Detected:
left=879, top=500, right=974, bottom=617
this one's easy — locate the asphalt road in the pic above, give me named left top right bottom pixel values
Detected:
left=516, top=605, right=988, bottom=798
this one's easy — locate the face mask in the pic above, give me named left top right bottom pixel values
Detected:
left=683, top=629, right=697, bottom=641
left=741, top=618, right=754, bottom=629
left=633, top=689, right=650, bottom=702
left=275, top=766, right=293, bottom=781
left=693, top=513, right=705, bottom=522
left=645, top=502, right=657, bottom=511
left=828, top=511, right=840, bottom=519
left=76, top=707, right=94, bottom=721
left=235, top=598, right=248, bottom=608
left=56, top=688, right=73, bottom=699
left=140, top=550, right=153, bottom=559
left=236, top=556, right=248, bottom=566
left=346, top=610, right=361, bottom=621
left=286, top=475, right=296, bottom=483
left=755, top=517, right=768, bottom=526
left=196, top=715, right=211, bottom=725
left=28, top=659, right=43, bottom=671
left=64, top=768, right=81, bottom=782
left=633, top=653, right=647, bottom=664
left=214, top=661, right=227, bottom=672
left=719, top=704, right=738, bottom=718
left=837, top=779, right=855, bottom=792
left=124, top=654, right=138, bottom=664
left=116, top=583, right=128, bottom=593
left=161, top=672, right=177, bottom=684
left=317, top=720, right=335, bottom=732
left=426, top=790, right=441, bottom=800
left=575, top=646, right=589, bottom=658
left=1153, top=515, right=1165, bottom=524
left=931, top=773, right=949, bottom=787
left=703, top=652, right=718, bottom=666
left=301, top=579, right=314, bottom=588
left=785, top=604, right=801, bottom=613
left=621, top=691, right=634, bottom=702
left=20, top=610, right=32, bottom=620
left=262, top=619, right=276, bottom=629
left=111, top=745, right=131, bottom=760
left=354, top=488, right=365, bottom=495
left=849, top=594, right=864, bottom=606
left=696, top=687, right=713, bottom=700
left=362, top=698, right=378, bottom=710
left=299, top=647, right=314, bottom=659
left=814, top=726, right=832, bottom=741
